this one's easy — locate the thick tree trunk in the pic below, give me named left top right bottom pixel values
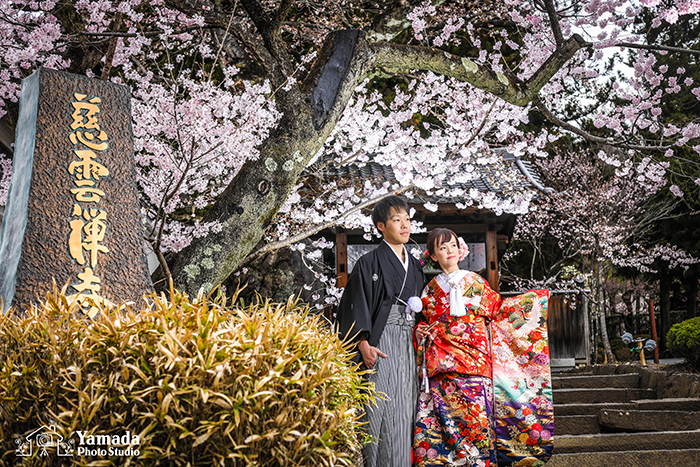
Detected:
left=166, top=31, right=374, bottom=294
left=167, top=121, right=316, bottom=293
left=224, top=238, right=322, bottom=305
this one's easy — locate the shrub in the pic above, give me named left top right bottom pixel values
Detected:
left=0, top=286, right=373, bottom=466
left=611, top=335, right=653, bottom=363
left=609, top=337, right=628, bottom=362
left=667, top=317, right=700, bottom=371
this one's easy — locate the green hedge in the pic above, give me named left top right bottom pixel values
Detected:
left=667, top=316, right=700, bottom=371
left=0, top=287, right=373, bottom=466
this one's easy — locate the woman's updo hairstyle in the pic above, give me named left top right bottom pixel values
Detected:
left=426, top=228, right=458, bottom=257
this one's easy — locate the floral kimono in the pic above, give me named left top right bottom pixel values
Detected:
left=413, top=270, right=553, bottom=467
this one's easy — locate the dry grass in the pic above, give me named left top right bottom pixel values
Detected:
left=0, top=285, right=373, bottom=466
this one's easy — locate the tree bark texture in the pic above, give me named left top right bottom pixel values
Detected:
left=224, top=238, right=321, bottom=305
left=595, top=255, right=615, bottom=363
left=167, top=30, right=375, bottom=293
left=371, top=35, right=584, bottom=107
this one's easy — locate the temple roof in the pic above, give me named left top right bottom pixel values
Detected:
left=306, top=148, right=550, bottom=206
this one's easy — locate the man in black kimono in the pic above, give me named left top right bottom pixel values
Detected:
left=336, top=195, right=425, bottom=467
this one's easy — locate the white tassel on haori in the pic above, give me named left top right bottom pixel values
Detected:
left=405, top=296, right=423, bottom=321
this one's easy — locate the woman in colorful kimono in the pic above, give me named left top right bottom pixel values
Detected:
left=413, top=228, right=553, bottom=467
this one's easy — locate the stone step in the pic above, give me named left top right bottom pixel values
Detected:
left=555, top=402, right=635, bottom=416
left=553, top=429, right=700, bottom=453
left=552, top=373, right=640, bottom=389
left=552, top=371, right=594, bottom=378
left=547, top=449, right=700, bottom=467
left=555, top=415, right=600, bottom=435
left=554, top=397, right=700, bottom=416
left=556, top=409, right=700, bottom=435
left=551, top=358, right=576, bottom=372
left=553, top=388, right=656, bottom=404
left=632, top=397, right=700, bottom=411
left=599, top=409, right=700, bottom=432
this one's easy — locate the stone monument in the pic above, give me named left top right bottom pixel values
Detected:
left=0, top=68, right=152, bottom=315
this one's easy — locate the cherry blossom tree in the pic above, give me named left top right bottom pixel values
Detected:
left=1, top=0, right=700, bottom=297
left=603, top=277, right=650, bottom=337
left=504, top=146, right=698, bottom=361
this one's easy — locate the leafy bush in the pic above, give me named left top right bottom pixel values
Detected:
left=667, top=317, right=700, bottom=371
left=0, top=286, right=372, bottom=466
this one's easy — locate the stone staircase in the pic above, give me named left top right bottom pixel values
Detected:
left=548, top=365, right=700, bottom=466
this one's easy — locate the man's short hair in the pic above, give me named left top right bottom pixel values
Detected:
left=372, top=195, right=409, bottom=228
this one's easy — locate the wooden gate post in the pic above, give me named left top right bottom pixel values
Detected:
left=486, top=224, right=499, bottom=292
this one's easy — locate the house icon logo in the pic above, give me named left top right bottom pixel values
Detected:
left=14, top=425, right=74, bottom=457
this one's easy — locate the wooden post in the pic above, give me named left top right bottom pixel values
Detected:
left=581, top=293, right=591, bottom=365
left=336, top=227, right=348, bottom=288
left=649, top=300, right=660, bottom=364
left=486, top=224, right=499, bottom=292
left=638, top=341, right=646, bottom=365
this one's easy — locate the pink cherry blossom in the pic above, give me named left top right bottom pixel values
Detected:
left=0, top=0, right=698, bottom=310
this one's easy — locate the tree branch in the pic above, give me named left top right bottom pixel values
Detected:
left=612, top=41, right=700, bottom=57
left=238, top=0, right=296, bottom=82
left=157, top=1, right=279, bottom=83
left=366, top=0, right=446, bottom=42
left=161, top=0, right=280, bottom=79
left=72, top=24, right=216, bottom=39
left=100, top=13, right=123, bottom=80
left=270, top=0, right=294, bottom=35
left=228, top=19, right=278, bottom=75
left=542, top=0, right=564, bottom=47
left=533, top=96, right=677, bottom=152
left=370, top=34, right=585, bottom=107
left=239, top=0, right=272, bottom=37
left=240, top=186, right=415, bottom=267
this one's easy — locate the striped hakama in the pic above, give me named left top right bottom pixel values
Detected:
left=363, top=304, right=419, bottom=467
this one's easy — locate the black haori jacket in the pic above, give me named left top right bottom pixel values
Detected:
left=336, top=241, right=426, bottom=364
